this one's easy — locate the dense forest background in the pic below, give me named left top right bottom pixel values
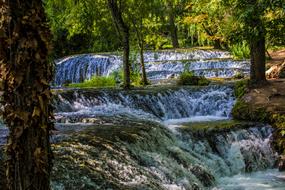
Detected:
left=44, top=0, right=285, bottom=59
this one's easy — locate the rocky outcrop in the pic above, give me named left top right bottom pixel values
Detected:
left=266, top=61, right=285, bottom=79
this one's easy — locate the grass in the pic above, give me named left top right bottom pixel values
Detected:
left=234, top=80, right=248, bottom=98
left=68, top=76, right=116, bottom=88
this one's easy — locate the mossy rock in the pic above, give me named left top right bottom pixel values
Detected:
left=178, top=120, right=263, bottom=138
left=177, top=71, right=210, bottom=86
left=231, top=100, right=270, bottom=122
left=232, top=97, right=285, bottom=169
left=270, top=114, right=285, bottom=155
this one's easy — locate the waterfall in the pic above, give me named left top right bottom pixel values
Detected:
left=0, top=84, right=283, bottom=189
left=143, top=50, right=231, bottom=62
left=53, top=85, right=235, bottom=122
left=50, top=85, right=283, bottom=189
left=54, top=50, right=249, bottom=86
left=50, top=118, right=277, bottom=190
left=54, top=54, right=121, bottom=85
left=146, top=59, right=250, bottom=80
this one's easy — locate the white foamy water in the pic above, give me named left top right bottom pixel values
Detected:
left=54, top=54, right=121, bottom=85
left=54, top=85, right=235, bottom=122
left=214, top=169, right=285, bottom=190
left=54, top=50, right=249, bottom=86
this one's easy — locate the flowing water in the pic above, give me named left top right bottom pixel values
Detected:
left=54, top=85, right=234, bottom=122
left=0, top=84, right=284, bottom=189
left=54, top=50, right=249, bottom=86
left=50, top=85, right=284, bottom=190
left=0, top=50, right=284, bottom=189
left=54, top=54, right=121, bottom=85
left=214, top=169, right=285, bottom=190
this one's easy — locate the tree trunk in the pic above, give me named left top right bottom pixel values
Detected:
left=249, top=22, right=267, bottom=85
left=0, top=1, right=53, bottom=190
left=167, top=1, right=179, bottom=48
left=132, top=16, right=148, bottom=86
left=213, top=39, right=222, bottom=49
left=107, top=0, right=131, bottom=89
left=139, top=42, right=148, bottom=85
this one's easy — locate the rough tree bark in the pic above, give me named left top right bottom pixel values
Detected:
left=249, top=20, right=267, bottom=85
left=107, top=0, right=131, bottom=89
left=0, top=1, right=53, bottom=189
left=166, top=1, right=179, bottom=48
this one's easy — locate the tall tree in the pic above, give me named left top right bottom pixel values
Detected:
left=224, top=0, right=284, bottom=85
left=107, top=0, right=131, bottom=89
left=166, top=0, right=179, bottom=48
left=128, top=0, right=155, bottom=86
left=0, top=0, right=53, bottom=189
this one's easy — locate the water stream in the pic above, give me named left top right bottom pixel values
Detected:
left=51, top=84, right=284, bottom=190
left=54, top=50, right=250, bottom=86
left=0, top=50, right=284, bottom=189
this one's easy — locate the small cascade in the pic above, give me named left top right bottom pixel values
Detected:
left=53, top=85, right=235, bottom=122
left=178, top=124, right=276, bottom=177
left=50, top=117, right=278, bottom=190
left=143, top=50, right=231, bottom=62
left=54, top=50, right=248, bottom=86
left=54, top=54, right=121, bottom=85
left=50, top=85, right=283, bottom=189
left=146, top=59, right=250, bottom=80
left=0, top=84, right=283, bottom=189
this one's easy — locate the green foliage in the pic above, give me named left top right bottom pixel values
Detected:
left=110, top=68, right=147, bottom=87
left=233, top=72, right=245, bottom=79
left=45, top=0, right=120, bottom=57
left=177, top=71, right=210, bottom=86
left=229, top=41, right=250, bottom=59
left=234, top=80, right=248, bottom=98
left=68, top=76, right=116, bottom=88
left=44, top=0, right=285, bottom=57
left=130, top=71, right=143, bottom=86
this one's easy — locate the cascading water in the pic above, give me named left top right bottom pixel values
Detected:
left=53, top=85, right=235, bottom=123
left=54, top=50, right=250, bottom=86
left=0, top=83, right=284, bottom=189
left=54, top=54, right=121, bottom=85
left=146, top=59, right=250, bottom=80
left=50, top=84, right=285, bottom=190
left=143, top=50, right=231, bottom=62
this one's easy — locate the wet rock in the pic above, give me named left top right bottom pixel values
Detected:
left=190, top=166, right=215, bottom=187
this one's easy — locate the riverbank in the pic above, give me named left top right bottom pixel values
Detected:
left=232, top=79, right=285, bottom=170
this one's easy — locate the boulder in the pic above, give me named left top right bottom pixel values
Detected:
left=266, top=62, right=285, bottom=79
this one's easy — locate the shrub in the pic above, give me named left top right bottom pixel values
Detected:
left=68, top=76, right=116, bottom=88
left=131, top=71, right=142, bottom=86
left=177, top=71, right=210, bottom=86
left=229, top=41, right=250, bottom=59
left=233, top=72, right=245, bottom=79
